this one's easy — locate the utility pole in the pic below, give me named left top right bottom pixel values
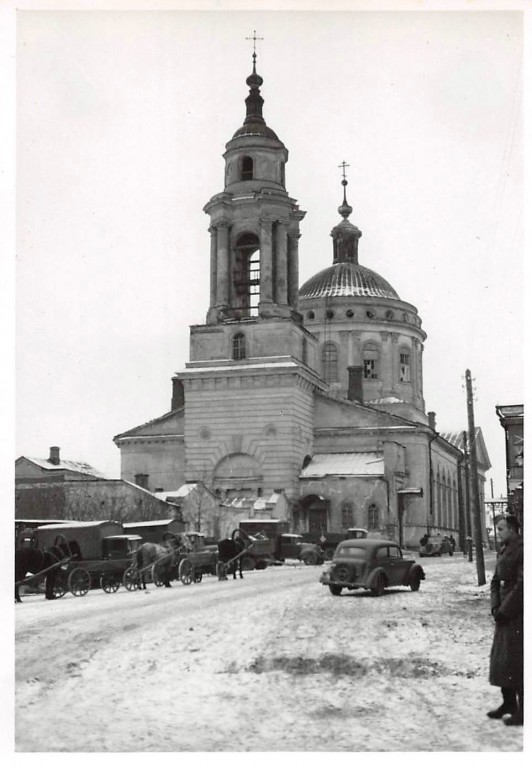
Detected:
left=463, top=430, right=473, bottom=562
left=465, top=369, right=486, bottom=585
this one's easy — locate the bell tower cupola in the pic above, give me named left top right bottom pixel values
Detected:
left=204, top=37, right=306, bottom=325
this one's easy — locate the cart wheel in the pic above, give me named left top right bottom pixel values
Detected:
left=100, top=574, right=120, bottom=593
left=193, top=572, right=203, bottom=583
left=123, top=566, right=140, bottom=591
left=217, top=562, right=228, bottom=581
left=179, top=558, right=194, bottom=585
left=53, top=577, right=67, bottom=599
left=151, top=562, right=166, bottom=587
left=68, top=567, right=91, bottom=597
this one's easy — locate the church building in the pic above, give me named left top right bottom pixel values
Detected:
left=114, top=51, right=490, bottom=548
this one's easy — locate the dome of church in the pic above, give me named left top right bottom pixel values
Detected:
left=300, top=174, right=400, bottom=302
left=299, top=261, right=399, bottom=300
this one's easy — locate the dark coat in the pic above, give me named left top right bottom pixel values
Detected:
left=489, top=535, right=523, bottom=690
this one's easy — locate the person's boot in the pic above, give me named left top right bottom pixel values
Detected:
left=487, top=688, right=517, bottom=719
left=504, top=690, right=523, bottom=726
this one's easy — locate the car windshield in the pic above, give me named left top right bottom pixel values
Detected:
left=335, top=545, right=367, bottom=558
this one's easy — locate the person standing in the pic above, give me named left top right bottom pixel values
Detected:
left=487, top=515, right=523, bottom=726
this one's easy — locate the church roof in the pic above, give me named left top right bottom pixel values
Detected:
left=299, top=260, right=399, bottom=301
left=300, top=452, right=384, bottom=478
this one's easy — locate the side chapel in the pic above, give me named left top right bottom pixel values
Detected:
left=114, top=50, right=490, bottom=548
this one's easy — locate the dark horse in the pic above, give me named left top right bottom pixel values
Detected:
left=15, top=547, right=61, bottom=603
left=133, top=533, right=188, bottom=589
left=217, top=529, right=249, bottom=580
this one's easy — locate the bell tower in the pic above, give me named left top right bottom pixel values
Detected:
left=179, top=42, right=325, bottom=500
left=204, top=44, right=305, bottom=325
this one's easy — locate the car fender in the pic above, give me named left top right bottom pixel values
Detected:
left=366, top=565, right=387, bottom=590
left=405, top=563, right=425, bottom=584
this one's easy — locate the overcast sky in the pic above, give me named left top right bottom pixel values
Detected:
left=13, top=3, right=525, bottom=498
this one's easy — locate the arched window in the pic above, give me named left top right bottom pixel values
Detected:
left=399, top=349, right=411, bottom=383
left=233, top=233, right=260, bottom=317
left=322, top=342, right=338, bottom=382
left=241, top=156, right=253, bottom=181
left=367, top=503, right=380, bottom=530
left=232, top=332, right=246, bottom=360
left=363, top=343, right=380, bottom=380
left=341, top=502, right=354, bottom=529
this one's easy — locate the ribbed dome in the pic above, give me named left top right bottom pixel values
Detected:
left=299, top=262, right=400, bottom=300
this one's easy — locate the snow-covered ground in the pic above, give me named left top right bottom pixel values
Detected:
left=14, top=551, right=524, bottom=753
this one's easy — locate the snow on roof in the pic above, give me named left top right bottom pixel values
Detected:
left=365, top=396, right=405, bottom=405
left=36, top=520, right=118, bottom=529
left=22, top=456, right=107, bottom=478
left=122, top=519, right=177, bottom=528
left=153, top=485, right=194, bottom=501
left=300, top=452, right=384, bottom=478
left=439, top=428, right=480, bottom=450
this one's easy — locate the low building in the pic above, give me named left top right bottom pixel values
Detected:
left=15, top=446, right=182, bottom=524
left=496, top=404, right=524, bottom=526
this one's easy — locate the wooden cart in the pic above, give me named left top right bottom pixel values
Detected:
left=33, top=521, right=142, bottom=597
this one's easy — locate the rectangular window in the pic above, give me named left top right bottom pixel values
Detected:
left=364, top=358, right=378, bottom=380
left=399, top=353, right=411, bottom=383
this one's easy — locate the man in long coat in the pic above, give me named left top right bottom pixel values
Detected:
left=487, top=515, right=523, bottom=726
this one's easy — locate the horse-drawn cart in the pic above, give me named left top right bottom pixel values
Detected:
left=33, top=521, right=142, bottom=597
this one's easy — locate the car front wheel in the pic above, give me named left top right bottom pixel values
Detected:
left=329, top=584, right=343, bottom=596
left=371, top=573, right=386, bottom=597
left=409, top=573, right=421, bottom=591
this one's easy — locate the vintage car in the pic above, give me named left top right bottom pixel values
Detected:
left=320, top=538, right=425, bottom=596
left=419, top=534, right=454, bottom=557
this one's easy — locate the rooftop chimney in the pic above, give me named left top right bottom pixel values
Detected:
left=347, top=366, right=364, bottom=403
left=49, top=446, right=60, bottom=465
left=428, top=411, right=436, bottom=431
left=171, top=377, right=185, bottom=411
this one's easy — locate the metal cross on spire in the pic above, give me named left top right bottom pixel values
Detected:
left=246, top=30, right=263, bottom=71
left=339, top=161, right=350, bottom=184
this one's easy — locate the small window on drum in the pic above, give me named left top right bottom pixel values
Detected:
left=307, top=311, right=315, bottom=320
left=399, top=351, right=411, bottom=382
left=366, top=309, right=375, bottom=319
left=363, top=344, right=380, bottom=380
left=385, top=310, right=394, bottom=320
left=232, top=332, right=246, bottom=360
left=241, top=156, right=253, bottom=181
left=326, top=310, right=334, bottom=320
left=346, top=309, right=354, bottom=318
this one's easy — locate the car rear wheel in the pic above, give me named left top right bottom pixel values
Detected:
left=329, top=584, right=342, bottom=596
left=371, top=573, right=386, bottom=597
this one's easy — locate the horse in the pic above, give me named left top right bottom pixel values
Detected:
left=133, top=534, right=189, bottom=589
left=15, top=533, right=73, bottom=603
left=217, top=529, right=249, bottom=580
left=15, top=547, right=62, bottom=603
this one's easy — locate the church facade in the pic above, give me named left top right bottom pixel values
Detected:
left=114, top=54, right=490, bottom=548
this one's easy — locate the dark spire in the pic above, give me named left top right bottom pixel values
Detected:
left=244, top=31, right=265, bottom=127
left=331, top=162, right=362, bottom=265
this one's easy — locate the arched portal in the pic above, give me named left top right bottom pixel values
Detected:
left=213, top=452, right=263, bottom=498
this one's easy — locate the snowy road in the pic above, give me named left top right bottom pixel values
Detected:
left=15, top=551, right=523, bottom=752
